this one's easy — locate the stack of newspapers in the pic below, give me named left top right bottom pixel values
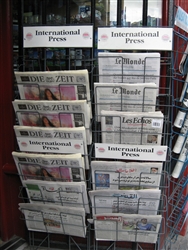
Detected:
left=14, top=69, right=92, bottom=145
left=12, top=69, right=92, bottom=237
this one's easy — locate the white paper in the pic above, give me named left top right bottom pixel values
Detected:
left=89, top=189, right=161, bottom=216
left=23, top=180, right=90, bottom=213
left=91, top=161, right=163, bottom=190
left=98, top=52, right=160, bottom=89
left=19, top=203, right=86, bottom=237
left=13, top=126, right=89, bottom=169
left=94, top=213, right=162, bottom=243
left=100, top=110, right=164, bottom=145
left=94, top=82, right=157, bottom=121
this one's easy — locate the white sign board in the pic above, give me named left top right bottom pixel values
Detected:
left=98, top=27, right=173, bottom=51
left=23, top=26, right=93, bottom=48
left=16, top=137, right=84, bottom=154
left=95, top=143, right=167, bottom=161
left=174, top=6, right=188, bottom=32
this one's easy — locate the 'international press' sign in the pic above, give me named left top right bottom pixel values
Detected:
left=98, top=27, right=173, bottom=51
left=23, top=25, right=93, bottom=48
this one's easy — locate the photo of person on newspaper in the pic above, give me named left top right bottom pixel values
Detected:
left=41, top=168, right=56, bottom=181
left=44, top=88, right=59, bottom=100
left=150, top=167, right=158, bottom=174
left=136, top=218, right=156, bottom=231
left=20, top=164, right=42, bottom=180
left=147, top=135, right=158, bottom=144
left=24, top=86, right=40, bottom=100
left=41, top=116, right=56, bottom=127
left=22, top=113, right=40, bottom=126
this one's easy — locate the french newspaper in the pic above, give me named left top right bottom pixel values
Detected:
left=93, top=213, right=162, bottom=243
left=100, top=110, right=164, bottom=145
left=13, top=126, right=89, bottom=169
left=23, top=179, right=90, bottom=213
left=89, top=189, right=161, bottom=216
left=19, top=203, right=86, bottom=237
left=12, top=99, right=92, bottom=144
left=91, top=161, right=163, bottom=190
left=94, top=82, right=158, bottom=121
left=98, top=52, right=160, bottom=89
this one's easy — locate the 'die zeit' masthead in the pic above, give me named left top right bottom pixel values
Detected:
left=111, top=30, right=159, bottom=44
left=35, top=29, right=80, bottom=42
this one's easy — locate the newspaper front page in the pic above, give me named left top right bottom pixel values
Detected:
left=19, top=203, right=86, bottom=237
left=13, top=126, right=89, bottom=169
left=98, top=52, right=160, bottom=88
left=12, top=151, right=86, bottom=182
left=23, top=179, right=90, bottom=213
left=12, top=99, right=92, bottom=144
left=94, top=82, right=157, bottom=121
left=15, top=69, right=91, bottom=102
left=101, top=110, right=164, bottom=145
left=94, top=213, right=162, bottom=243
left=89, top=189, right=161, bottom=216
left=91, top=161, right=163, bottom=190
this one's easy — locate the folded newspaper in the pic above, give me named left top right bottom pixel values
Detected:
left=94, top=82, right=158, bottom=121
left=179, top=44, right=188, bottom=75
left=23, top=179, right=90, bottom=213
left=100, top=110, right=164, bottom=145
left=89, top=189, right=161, bottom=216
left=13, top=126, right=89, bottom=169
left=12, top=99, right=92, bottom=144
left=93, top=213, right=162, bottom=243
left=12, top=151, right=86, bottom=182
left=98, top=52, right=160, bottom=89
left=91, top=161, right=163, bottom=190
left=15, top=69, right=91, bottom=103
left=19, top=203, right=86, bottom=237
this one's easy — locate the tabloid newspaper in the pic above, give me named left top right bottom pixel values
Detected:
left=13, top=126, right=89, bottom=169
left=15, top=69, right=91, bottom=103
left=91, top=161, right=163, bottom=190
left=94, top=82, right=158, bottom=121
left=23, top=179, right=90, bottom=213
left=101, top=110, right=164, bottom=145
left=89, top=189, right=161, bottom=216
left=12, top=151, right=86, bottom=183
left=98, top=52, right=160, bottom=89
left=93, top=213, right=162, bottom=243
left=19, top=203, right=86, bottom=237
left=12, top=99, right=92, bottom=144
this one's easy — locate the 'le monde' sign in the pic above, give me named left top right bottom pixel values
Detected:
left=23, top=25, right=93, bottom=48
left=98, top=27, right=173, bottom=51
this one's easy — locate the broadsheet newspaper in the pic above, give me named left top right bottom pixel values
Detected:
left=98, top=52, right=160, bottom=88
left=15, top=69, right=91, bottom=103
left=12, top=151, right=86, bottom=182
left=93, top=213, right=162, bottom=243
left=89, top=189, right=161, bottom=216
left=23, top=179, right=90, bottom=213
left=19, top=203, right=86, bottom=237
left=12, top=99, right=92, bottom=144
left=91, top=161, right=163, bottom=190
left=94, top=82, right=158, bottom=121
left=13, top=126, right=89, bottom=169
left=101, top=110, right=164, bottom=145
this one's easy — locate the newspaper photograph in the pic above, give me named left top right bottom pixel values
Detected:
left=101, top=110, right=164, bottom=145
left=13, top=126, right=89, bottom=169
left=12, top=99, right=92, bottom=144
left=89, top=189, right=161, bottom=216
left=94, top=82, right=157, bottom=121
left=91, top=161, right=163, bottom=190
left=94, top=213, right=162, bottom=243
left=19, top=203, right=86, bottom=237
left=23, top=180, right=90, bottom=213
left=15, top=69, right=91, bottom=102
left=12, top=151, right=86, bottom=182
left=98, top=52, right=160, bottom=88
